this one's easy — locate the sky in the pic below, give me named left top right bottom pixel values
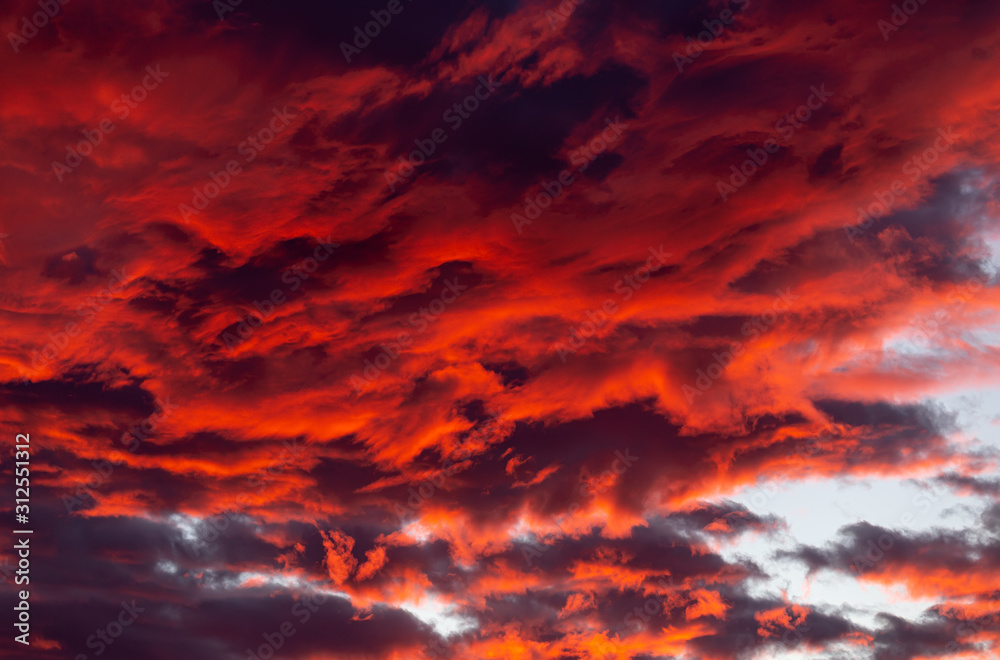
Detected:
left=1, top=0, right=1000, bottom=658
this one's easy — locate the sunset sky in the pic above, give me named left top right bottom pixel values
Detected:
left=2, top=0, right=1000, bottom=658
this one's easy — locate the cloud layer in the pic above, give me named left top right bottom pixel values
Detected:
left=1, top=0, right=1000, bottom=657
